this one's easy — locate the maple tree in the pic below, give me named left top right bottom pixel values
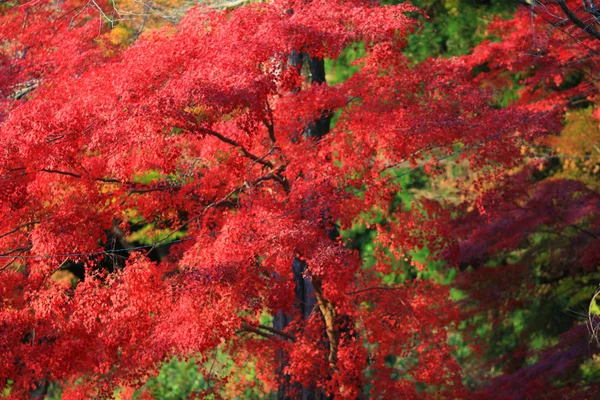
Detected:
left=436, top=1, right=600, bottom=398
left=0, top=0, right=597, bottom=398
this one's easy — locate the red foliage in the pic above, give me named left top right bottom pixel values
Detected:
left=0, top=0, right=569, bottom=398
left=481, top=324, right=600, bottom=400
left=443, top=4, right=600, bottom=397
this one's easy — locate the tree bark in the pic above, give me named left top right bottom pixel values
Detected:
left=273, top=53, right=334, bottom=400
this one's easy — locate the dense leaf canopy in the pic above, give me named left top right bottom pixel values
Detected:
left=1, top=0, right=599, bottom=398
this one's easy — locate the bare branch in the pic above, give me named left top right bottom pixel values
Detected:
left=554, top=0, right=600, bottom=41
left=0, top=253, right=25, bottom=271
left=237, top=322, right=287, bottom=341
left=263, top=100, right=277, bottom=143
left=0, top=222, right=38, bottom=241
left=254, top=324, right=296, bottom=341
left=347, top=286, right=404, bottom=295
left=0, top=246, right=32, bottom=257
left=198, top=127, right=274, bottom=168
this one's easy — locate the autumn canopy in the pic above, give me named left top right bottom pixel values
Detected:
left=1, top=0, right=599, bottom=398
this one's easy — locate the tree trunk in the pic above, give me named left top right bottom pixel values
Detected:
left=273, top=54, right=334, bottom=399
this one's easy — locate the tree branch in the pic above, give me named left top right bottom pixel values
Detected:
left=128, top=184, right=183, bottom=194
left=347, top=286, right=404, bottom=295
left=39, top=168, right=186, bottom=192
left=40, top=168, right=125, bottom=184
left=0, top=246, right=32, bottom=257
left=0, top=222, right=38, bottom=240
left=237, top=322, right=292, bottom=341
left=312, top=277, right=339, bottom=366
left=263, top=100, right=277, bottom=143
left=197, top=127, right=274, bottom=168
left=149, top=165, right=289, bottom=249
left=40, top=168, right=82, bottom=178
left=0, top=253, right=25, bottom=271
left=555, top=0, right=600, bottom=41
left=254, top=324, right=296, bottom=341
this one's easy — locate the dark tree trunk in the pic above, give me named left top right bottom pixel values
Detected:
left=273, top=54, right=333, bottom=400
left=29, top=380, right=48, bottom=399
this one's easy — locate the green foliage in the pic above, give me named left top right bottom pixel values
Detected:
left=547, top=107, right=600, bottom=188
left=132, top=170, right=164, bottom=184
left=1, top=381, right=12, bottom=398
left=126, top=222, right=186, bottom=245
left=325, top=0, right=515, bottom=84
left=45, top=382, right=63, bottom=400
left=342, top=166, right=454, bottom=287
left=325, top=42, right=365, bottom=84
left=402, top=0, right=516, bottom=62
left=139, top=349, right=275, bottom=399
left=137, top=357, right=214, bottom=399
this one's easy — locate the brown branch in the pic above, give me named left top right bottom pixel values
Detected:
left=45, top=135, right=65, bottom=144
left=197, top=127, right=274, bottom=168
left=0, top=222, right=38, bottom=240
left=312, top=277, right=339, bottom=366
left=39, top=168, right=185, bottom=191
left=572, top=223, right=599, bottom=239
left=0, top=253, right=24, bottom=271
left=40, top=168, right=82, bottom=178
left=96, top=177, right=124, bottom=184
left=264, top=100, right=277, bottom=143
left=237, top=322, right=282, bottom=341
left=585, top=0, right=600, bottom=18
left=0, top=246, right=32, bottom=257
left=555, top=0, right=600, bottom=41
left=146, top=186, right=241, bottom=251
left=254, top=324, right=296, bottom=341
left=7, top=167, right=26, bottom=173
left=253, top=164, right=290, bottom=192
left=149, top=165, right=288, bottom=250
left=133, top=0, right=153, bottom=40
left=347, top=286, right=404, bottom=295
left=245, top=147, right=276, bottom=174
left=40, top=168, right=124, bottom=184
left=128, top=184, right=183, bottom=194
left=34, top=258, right=71, bottom=292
